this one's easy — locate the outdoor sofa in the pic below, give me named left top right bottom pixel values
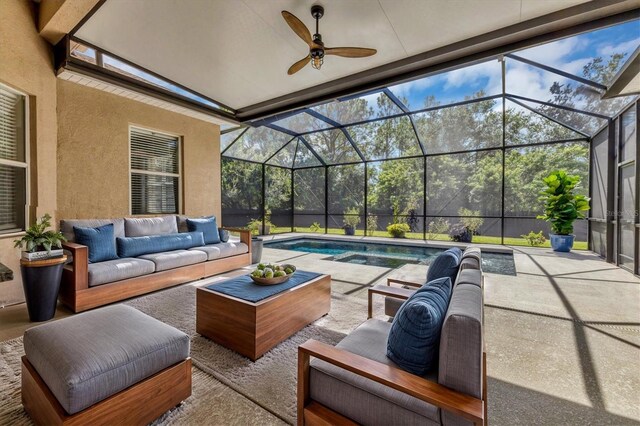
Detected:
left=59, top=215, right=251, bottom=312
left=298, top=247, right=486, bottom=425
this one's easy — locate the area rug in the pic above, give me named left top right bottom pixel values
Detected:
left=0, top=282, right=377, bottom=425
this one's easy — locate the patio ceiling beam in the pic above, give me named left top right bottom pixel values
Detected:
left=220, top=127, right=249, bottom=156
left=506, top=53, right=608, bottom=91
left=506, top=93, right=611, bottom=120
left=506, top=96, right=591, bottom=137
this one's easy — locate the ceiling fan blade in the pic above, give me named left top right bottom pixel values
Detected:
left=288, top=56, right=310, bottom=75
left=282, top=11, right=313, bottom=46
left=325, top=47, right=377, bottom=58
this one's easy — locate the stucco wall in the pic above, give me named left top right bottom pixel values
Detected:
left=56, top=79, right=221, bottom=220
left=0, top=0, right=58, bottom=306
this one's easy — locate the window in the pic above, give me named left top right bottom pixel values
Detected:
left=130, top=127, right=181, bottom=215
left=0, top=85, right=28, bottom=233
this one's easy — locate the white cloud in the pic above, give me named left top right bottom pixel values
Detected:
left=597, top=37, right=640, bottom=57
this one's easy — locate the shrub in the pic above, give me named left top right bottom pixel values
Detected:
left=449, top=222, right=472, bottom=242
left=458, top=208, right=484, bottom=235
left=343, top=207, right=361, bottom=228
left=387, top=223, right=410, bottom=238
left=366, top=215, right=378, bottom=234
left=310, top=222, right=321, bottom=233
left=427, top=218, right=450, bottom=240
left=521, top=230, right=546, bottom=247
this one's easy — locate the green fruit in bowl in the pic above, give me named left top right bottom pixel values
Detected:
left=264, top=268, right=274, bottom=279
left=251, top=269, right=263, bottom=278
left=274, top=270, right=286, bottom=277
left=284, top=267, right=294, bottom=275
left=257, top=263, right=266, bottom=271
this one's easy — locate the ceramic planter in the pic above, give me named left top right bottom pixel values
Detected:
left=343, top=225, right=355, bottom=236
left=550, top=234, right=574, bottom=252
left=20, top=256, right=66, bottom=322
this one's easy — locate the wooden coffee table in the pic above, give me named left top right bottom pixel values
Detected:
left=196, top=273, right=331, bottom=361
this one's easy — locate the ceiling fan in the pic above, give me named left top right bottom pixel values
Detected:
left=282, top=5, right=377, bottom=75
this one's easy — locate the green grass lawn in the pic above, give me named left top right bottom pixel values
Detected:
left=274, top=226, right=588, bottom=250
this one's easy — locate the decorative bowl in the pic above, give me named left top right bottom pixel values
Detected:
left=250, top=264, right=296, bottom=286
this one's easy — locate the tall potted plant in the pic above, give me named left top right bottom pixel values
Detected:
left=538, top=170, right=590, bottom=252
left=14, top=214, right=67, bottom=321
left=342, top=207, right=360, bottom=236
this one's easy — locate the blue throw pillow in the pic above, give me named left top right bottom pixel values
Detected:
left=218, top=228, right=229, bottom=243
left=387, top=277, right=452, bottom=375
left=73, top=224, right=118, bottom=263
left=186, top=217, right=220, bottom=244
left=117, top=232, right=205, bottom=258
left=426, top=247, right=462, bottom=283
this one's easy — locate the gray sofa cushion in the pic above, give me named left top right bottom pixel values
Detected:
left=189, top=242, right=248, bottom=260
left=310, top=319, right=440, bottom=425
left=455, top=268, right=482, bottom=288
left=87, top=258, right=155, bottom=287
left=459, top=256, right=480, bottom=271
left=139, top=249, right=207, bottom=272
left=384, top=295, right=405, bottom=317
left=60, top=218, right=125, bottom=243
left=124, top=216, right=178, bottom=237
left=439, top=283, right=483, bottom=426
left=23, top=305, right=190, bottom=415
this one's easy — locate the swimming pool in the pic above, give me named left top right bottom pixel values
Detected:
left=265, top=238, right=516, bottom=275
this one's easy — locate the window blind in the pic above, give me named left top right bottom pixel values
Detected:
left=0, top=86, right=27, bottom=232
left=130, top=127, right=180, bottom=215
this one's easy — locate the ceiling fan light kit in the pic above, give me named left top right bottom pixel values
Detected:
left=282, top=5, right=377, bottom=75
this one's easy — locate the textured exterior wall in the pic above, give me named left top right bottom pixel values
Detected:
left=57, top=79, right=221, bottom=220
left=0, top=0, right=59, bottom=306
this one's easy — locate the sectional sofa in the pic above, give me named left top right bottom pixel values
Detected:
left=59, top=215, right=251, bottom=312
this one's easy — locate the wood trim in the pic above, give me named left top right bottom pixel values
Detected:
left=71, top=263, right=205, bottom=312
left=21, top=356, right=191, bottom=426
left=386, top=277, right=422, bottom=288
left=303, top=402, right=358, bottom=426
left=298, top=339, right=485, bottom=425
left=20, top=255, right=67, bottom=267
left=368, top=284, right=415, bottom=319
left=60, top=249, right=251, bottom=312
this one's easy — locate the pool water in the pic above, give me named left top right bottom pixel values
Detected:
left=265, top=238, right=516, bottom=275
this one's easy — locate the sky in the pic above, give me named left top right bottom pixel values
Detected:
left=386, top=19, right=640, bottom=112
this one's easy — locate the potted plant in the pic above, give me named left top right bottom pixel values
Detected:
left=387, top=223, right=410, bottom=238
left=13, top=214, right=67, bottom=322
left=538, top=170, right=590, bottom=252
left=342, top=208, right=360, bottom=236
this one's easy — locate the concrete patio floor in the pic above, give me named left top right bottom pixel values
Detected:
left=1, top=235, right=638, bottom=424
left=261, top=235, right=640, bottom=424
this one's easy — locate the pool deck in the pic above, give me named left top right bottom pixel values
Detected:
left=261, top=233, right=640, bottom=424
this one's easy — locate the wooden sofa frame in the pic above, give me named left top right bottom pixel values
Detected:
left=60, top=227, right=251, bottom=313
left=298, top=276, right=487, bottom=426
left=22, top=356, right=192, bottom=425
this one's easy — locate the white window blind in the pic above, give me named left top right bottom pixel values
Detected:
left=130, top=127, right=180, bottom=215
left=0, top=86, right=27, bottom=233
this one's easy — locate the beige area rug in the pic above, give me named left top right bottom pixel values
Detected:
left=0, top=283, right=375, bottom=425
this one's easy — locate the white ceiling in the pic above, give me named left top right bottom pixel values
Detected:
left=76, top=0, right=590, bottom=110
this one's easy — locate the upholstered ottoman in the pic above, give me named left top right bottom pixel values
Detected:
left=21, top=305, right=191, bottom=425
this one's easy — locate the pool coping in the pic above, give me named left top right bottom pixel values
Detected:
left=260, top=232, right=514, bottom=255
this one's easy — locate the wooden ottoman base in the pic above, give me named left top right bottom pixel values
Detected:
left=21, top=356, right=192, bottom=426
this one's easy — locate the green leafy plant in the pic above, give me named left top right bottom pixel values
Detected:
left=14, top=214, right=66, bottom=253
left=427, top=218, right=450, bottom=240
left=387, top=223, right=410, bottom=238
left=343, top=207, right=361, bottom=228
left=521, top=231, right=546, bottom=247
left=309, top=222, right=321, bottom=233
left=458, top=208, right=484, bottom=235
left=537, top=170, right=590, bottom=235
left=247, top=218, right=276, bottom=236
left=366, top=215, right=378, bottom=234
